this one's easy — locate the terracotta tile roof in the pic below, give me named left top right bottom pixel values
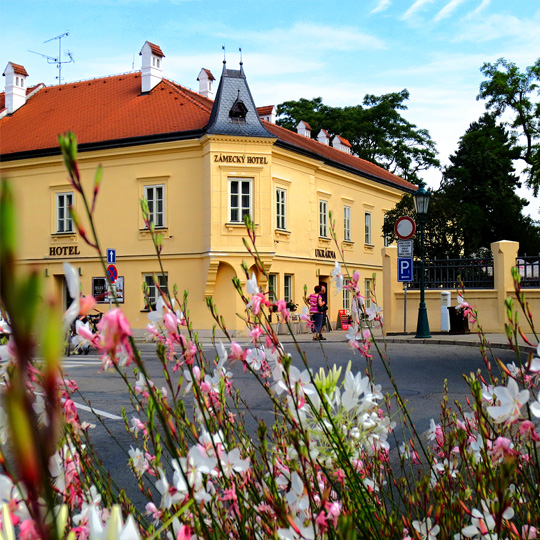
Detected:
left=4, top=63, right=29, bottom=76
left=197, top=68, right=215, bottom=81
left=0, top=83, right=42, bottom=111
left=0, top=72, right=212, bottom=156
left=298, top=120, right=312, bottom=131
left=257, top=105, right=275, bottom=116
left=335, top=135, right=351, bottom=147
left=264, top=121, right=415, bottom=190
left=145, top=42, right=165, bottom=57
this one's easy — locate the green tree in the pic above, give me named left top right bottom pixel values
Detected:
left=442, top=113, right=540, bottom=256
left=382, top=192, right=466, bottom=260
left=478, top=57, right=540, bottom=195
left=277, top=91, right=439, bottom=185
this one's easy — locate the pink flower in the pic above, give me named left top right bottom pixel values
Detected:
left=249, top=326, right=264, bottom=343
left=176, top=525, right=192, bottom=540
left=98, top=308, right=132, bottom=348
left=163, top=311, right=180, bottom=335
left=276, top=299, right=289, bottom=321
left=520, top=420, right=540, bottom=442
left=490, top=436, right=516, bottom=462
left=230, top=341, right=245, bottom=361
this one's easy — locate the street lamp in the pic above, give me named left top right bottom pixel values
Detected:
left=413, top=184, right=431, bottom=338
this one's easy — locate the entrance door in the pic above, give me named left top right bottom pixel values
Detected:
left=319, top=278, right=331, bottom=331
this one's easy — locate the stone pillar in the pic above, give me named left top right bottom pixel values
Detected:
left=491, top=240, right=519, bottom=328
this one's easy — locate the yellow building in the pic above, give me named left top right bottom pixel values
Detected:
left=0, top=42, right=415, bottom=332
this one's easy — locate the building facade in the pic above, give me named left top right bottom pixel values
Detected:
left=0, top=42, right=415, bottom=332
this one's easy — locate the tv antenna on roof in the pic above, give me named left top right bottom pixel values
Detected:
left=28, top=32, right=74, bottom=83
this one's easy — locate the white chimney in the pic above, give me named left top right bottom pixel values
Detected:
left=3, top=62, right=28, bottom=114
left=317, top=129, right=330, bottom=145
left=139, top=41, right=165, bottom=93
left=197, top=68, right=215, bottom=99
left=297, top=120, right=312, bottom=138
left=332, top=135, right=352, bottom=154
left=257, top=105, right=277, bottom=124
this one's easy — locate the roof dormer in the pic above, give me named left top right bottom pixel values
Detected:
left=257, top=105, right=277, bottom=124
left=332, top=134, right=352, bottom=154
left=197, top=68, right=215, bottom=99
left=3, top=62, right=29, bottom=113
left=317, top=129, right=330, bottom=145
left=297, top=120, right=312, bottom=138
left=139, top=41, right=164, bottom=93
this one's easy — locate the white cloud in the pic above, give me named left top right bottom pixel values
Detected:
left=465, top=0, right=491, bottom=19
left=434, top=0, right=469, bottom=22
left=371, top=0, right=392, bottom=14
left=402, top=0, right=435, bottom=20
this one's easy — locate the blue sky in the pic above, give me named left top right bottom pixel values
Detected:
left=2, top=0, right=539, bottom=217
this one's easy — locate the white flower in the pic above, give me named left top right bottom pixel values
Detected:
left=462, top=499, right=513, bottom=538
left=412, top=518, right=440, bottom=540
left=63, top=262, right=80, bottom=330
left=486, top=378, right=529, bottom=423
left=128, top=447, right=148, bottom=477
left=246, top=347, right=264, bottom=371
left=530, top=394, right=540, bottom=418
left=331, top=261, right=343, bottom=293
left=246, top=272, right=259, bottom=295
left=529, top=344, right=540, bottom=372
left=147, top=297, right=166, bottom=325
left=219, top=448, right=250, bottom=477
left=88, top=504, right=141, bottom=540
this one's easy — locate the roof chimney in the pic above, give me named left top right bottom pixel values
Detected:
left=332, top=135, right=352, bottom=154
left=3, top=62, right=28, bottom=114
left=257, top=105, right=277, bottom=124
left=197, top=68, right=215, bottom=99
left=297, top=120, right=312, bottom=138
left=139, top=41, right=164, bottom=93
left=317, top=129, right=330, bottom=145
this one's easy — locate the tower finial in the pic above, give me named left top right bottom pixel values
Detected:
left=239, top=47, right=243, bottom=66
left=222, top=45, right=226, bottom=65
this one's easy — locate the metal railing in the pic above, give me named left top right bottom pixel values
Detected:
left=409, top=258, right=494, bottom=289
left=516, top=256, right=540, bottom=288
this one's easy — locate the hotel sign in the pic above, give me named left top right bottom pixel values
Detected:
left=49, top=245, right=81, bottom=256
left=214, top=154, right=268, bottom=165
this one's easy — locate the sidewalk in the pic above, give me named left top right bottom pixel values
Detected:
left=133, top=326, right=538, bottom=353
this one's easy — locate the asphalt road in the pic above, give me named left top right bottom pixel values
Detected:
left=62, top=340, right=523, bottom=512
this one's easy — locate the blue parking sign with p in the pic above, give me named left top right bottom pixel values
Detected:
left=398, top=257, right=413, bottom=282
left=107, top=249, right=116, bottom=264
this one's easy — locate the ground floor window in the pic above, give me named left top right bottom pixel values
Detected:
left=268, top=274, right=278, bottom=302
left=343, top=279, right=351, bottom=310
left=284, top=274, right=293, bottom=303
left=143, top=273, right=168, bottom=310
left=364, top=278, right=373, bottom=309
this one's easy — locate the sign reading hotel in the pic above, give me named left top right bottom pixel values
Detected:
left=214, top=154, right=268, bottom=165
left=49, top=245, right=81, bottom=256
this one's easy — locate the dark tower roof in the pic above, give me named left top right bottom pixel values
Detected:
left=205, top=63, right=274, bottom=138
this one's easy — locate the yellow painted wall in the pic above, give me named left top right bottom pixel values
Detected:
left=1, top=135, right=407, bottom=333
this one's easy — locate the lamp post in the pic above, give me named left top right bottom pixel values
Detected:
left=414, top=185, right=431, bottom=338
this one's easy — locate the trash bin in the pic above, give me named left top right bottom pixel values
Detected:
left=447, top=306, right=469, bottom=334
left=440, top=291, right=451, bottom=332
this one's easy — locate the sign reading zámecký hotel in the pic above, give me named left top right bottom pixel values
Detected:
left=214, top=154, right=268, bottom=165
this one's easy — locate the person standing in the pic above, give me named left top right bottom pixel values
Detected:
left=308, top=285, right=326, bottom=340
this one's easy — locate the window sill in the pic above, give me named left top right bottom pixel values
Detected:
left=318, top=236, right=332, bottom=244
left=51, top=233, right=76, bottom=241
left=226, top=222, right=258, bottom=232
left=139, top=228, right=169, bottom=240
left=342, top=240, right=354, bottom=249
left=275, top=229, right=291, bottom=239
left=364, top=243, right=375, bottom=252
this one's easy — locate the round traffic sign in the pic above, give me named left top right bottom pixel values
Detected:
left=394, top=216, right=416, bottom=240
left=106, top=264, right=118, bottom=284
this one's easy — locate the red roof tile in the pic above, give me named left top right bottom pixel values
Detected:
left=4, top=63, right=29, bottom=77
left=257, top=105, right=275, bottom=116
left=298, top=120, right=312, bottom=131
left=145, top=42, right=165, bottom=57
left=264, top=121, right=414, bottom=190
left=0, top=72, right=212, bottom=156
left=0, top=83, right=43, bottom=112
left=197, top=68, right=215, bottom=81
left=335, top=135, right=352, bottom=147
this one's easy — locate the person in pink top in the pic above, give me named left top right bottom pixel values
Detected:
left=308, top=285, right=326, bottom=340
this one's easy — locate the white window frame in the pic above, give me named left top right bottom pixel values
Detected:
left=344, top=205, right=351, bottom=242
left=268, top=274, right=278, bottom=302
left=365, top=212, right=372, bottom=245
left=144, top=185, right=165, bottom=228
left=229, top=178, right=253, bottom=223
left=343, top=279, right=351, bottom=310
left=143, top=273, right=168, bottom=310
left=319, top=200, right=328, bottom=238
left=364, top=278, right=373, bottom=309
left=284, top=274, right=293, bottom=303
left=276, top=187, right=287, bottom=230
left=56, top=192, right=74, bottom=233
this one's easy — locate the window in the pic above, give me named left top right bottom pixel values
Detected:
left=343, top=279, right=351, bottom=310
left=56, top=192, right=74, bottom=233
left=229, top=178, right=252, bottom=223
left=145, top=185, right=165, bottom=228
left=143, top=273, right=168, bottom=310
left=276, top=188, right=287, bottom=230
left=319, top=200, right=328, bottom=238
left=365, top=212, right=372, bottom=244
left=268, top=274, right=278, bottom=302
left=344, top=206, right=351, bottom=242
left=284, top=274, right=293, bottom=303
left=364, top=278, right=373, bottom=309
